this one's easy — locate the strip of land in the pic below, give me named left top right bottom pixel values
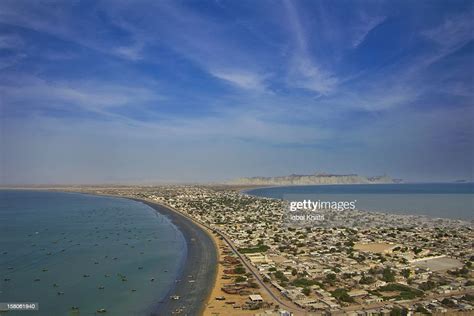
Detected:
left=28, top=185, right=474, bottom=315
left=135, top=198, right=306, bottom=315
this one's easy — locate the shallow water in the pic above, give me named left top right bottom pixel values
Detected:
left=0, top=190, right=186, bottom=316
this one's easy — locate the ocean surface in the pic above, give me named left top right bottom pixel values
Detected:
left=245, top=183, right=474, bottom=220
left=0, top=190, right=186, bottom=316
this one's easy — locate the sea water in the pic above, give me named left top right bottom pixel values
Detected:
left=246, top=183, right=474, bottom=220
left=0, top=190, right=186, bottom=315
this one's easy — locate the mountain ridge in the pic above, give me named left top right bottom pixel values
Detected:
left=228, top=172, right=398, bottom=185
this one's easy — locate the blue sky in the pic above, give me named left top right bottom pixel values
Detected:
left=0, top=0, right=473, bottom=184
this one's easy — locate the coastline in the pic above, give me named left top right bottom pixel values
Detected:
left=133, top=199, right=218, bottom=316
left=0, top=190, right=217, bottom=316
left=8, top=189, right=219, bottom=316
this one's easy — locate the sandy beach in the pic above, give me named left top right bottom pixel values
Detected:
left=203, top=233, right=273, bottom=316
left=135, top=198, right=305, bottom=316
left=135, top=199, right=218, bottom=316
left=136, top=199, right=274, bottom=316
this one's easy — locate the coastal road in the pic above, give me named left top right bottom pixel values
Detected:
left=154, top=201, right=308, bottom=316
left=211, top=228, right=308, bottom=315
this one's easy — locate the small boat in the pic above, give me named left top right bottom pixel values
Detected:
left=83, top=274, right=90, bottom=278
left=98, top=286, right=105, bottom=290
left=170, top=295, right=180, bottom=300
left=57, top=291, right=64, bottom=295
left=150, top=278, right=155, bottom=282
left=71, top=306, right=79, bottom=310
left=97, top=308, right=107, bottom=313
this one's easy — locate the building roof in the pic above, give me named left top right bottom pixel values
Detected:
left=249, top=294, right=264, bottom=301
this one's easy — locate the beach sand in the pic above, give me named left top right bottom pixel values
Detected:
left=134, top=198, right=296, bottom=315
left=136, top=200, right=218, bottom=316
left=203, top=233, right=271, bottom=316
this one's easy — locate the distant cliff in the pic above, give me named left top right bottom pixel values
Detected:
left=229, top=173, right=396, bottom=185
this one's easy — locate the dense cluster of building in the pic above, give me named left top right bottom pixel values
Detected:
left=88, top=185, right=473, bottom=315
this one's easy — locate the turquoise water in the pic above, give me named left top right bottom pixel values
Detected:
left=0, top=190, right=186, bottom=316
left=246, top=183, right=474, bottom=220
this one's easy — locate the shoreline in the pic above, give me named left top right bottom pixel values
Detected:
left=0, top=189, right=217, bottom=316
left=133, top=199, right=218, bottom=316
left=2, top=188, right=218, bottom=316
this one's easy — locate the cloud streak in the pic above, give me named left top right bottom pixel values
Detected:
left=0, top=0, right=472, bottom=183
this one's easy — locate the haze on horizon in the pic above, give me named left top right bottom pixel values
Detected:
left=0, top=0, right=473, bottom=185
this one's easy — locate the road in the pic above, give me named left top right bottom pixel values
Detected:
left=154, top=200, right=309, bottom=316
left=213, top=227, right=308, bottom=315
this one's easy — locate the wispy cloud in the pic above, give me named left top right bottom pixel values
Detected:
left=283, top=0, right=339, bottom=95
left=0, top=33, right=23, bottom=49
left=0, top=33, right=26, bottom=69
left=0, top=75, right=161, bottom=116
left=0, top=1, right=145, bottom=61
left=423, top=13, right=473, bottom=49
left=210, top=69, right=268, bottom=91
left=422, top=13, right=474, bottom=65
left=289, top=56, right=338, bottom=95
left=113, top=43, right=144, bottom=61
left=351, top=14, right=386, bottom=48
left=1, top=1, right=472, bottom=183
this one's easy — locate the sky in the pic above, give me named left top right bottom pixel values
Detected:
left=0, top=0, right=473, bottom=184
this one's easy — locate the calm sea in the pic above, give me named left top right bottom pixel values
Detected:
left=245, top=183, right=474, bottom=220
left=0, top=190, right=186, bottom=316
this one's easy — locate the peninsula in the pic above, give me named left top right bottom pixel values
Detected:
left=50, top=184, right=473, bottom=316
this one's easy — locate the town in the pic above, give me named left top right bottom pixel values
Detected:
left=75, top=185, right=474, bottom=316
